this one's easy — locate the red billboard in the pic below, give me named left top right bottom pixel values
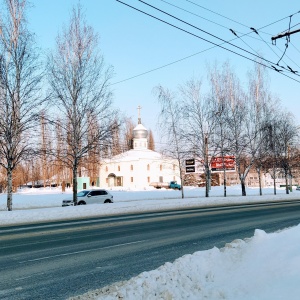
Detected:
left=211, top=156, right=235, bottom=172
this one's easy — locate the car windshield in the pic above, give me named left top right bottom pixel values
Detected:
left=77, top=191, right=90, bottom=197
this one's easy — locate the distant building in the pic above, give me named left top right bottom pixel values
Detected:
left=99, top=116, right=180, bottom=189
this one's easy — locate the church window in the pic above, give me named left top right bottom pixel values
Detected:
left=147, top=176, right=150, bottom=183
left=160, top=164, right=162, bottom=171
left=173, top=164, right=176, bottom=171
left=118, top=165, right=120, bottom=171
left=147, top=164, right=150, bottom=171
left=131, top=165, right=133, bottom=171
left=106, top=178, right=108, bottom=183
left=105, top=166, right=108, bottom=172
left=131, top=177, right=133, bottom=182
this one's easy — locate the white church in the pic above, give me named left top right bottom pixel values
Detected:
left=99, top=113, right=181, bottom=190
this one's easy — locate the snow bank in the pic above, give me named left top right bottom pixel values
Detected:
left=69, top=225, right=300, bottom=300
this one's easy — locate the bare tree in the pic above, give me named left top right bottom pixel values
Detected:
left=155, top=85, right=186, bottom=198
left=47, top=4, right=117, bottom=205
left=275, top=112, right=298, bottom=194
left=111, top=118, right=121, bottom=156
left=209, top=63, right=233, bottom=197
left=223, top=70, right=251, bottom=196
left=123, top=117, right=135, bottom=151
left=0, top=0, right=44, bottom=210
left=180, top=78, right=218, bottom=197
left=148, top=129, right=155, bottom=151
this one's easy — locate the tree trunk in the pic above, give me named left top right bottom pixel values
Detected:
left=179, top=165, right=184, bottom=199
left=223, top=168, right=227, bottom=197
left=205, top=167, right=210, bottom=197
left=7, top=167, right=13, bottom=211
left=285, top=170, right=289, bottom=194
left=72, top=164, right=78, bottom=205
left=273, top=166, right=276, bottom=195
left=240, top=176, right=246, bottom=196
left=257, top=167, right=262, bottom=196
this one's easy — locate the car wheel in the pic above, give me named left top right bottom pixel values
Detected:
left=78, top=201, right=86, bottom=205
left=104, top=199, right=112, bottom=203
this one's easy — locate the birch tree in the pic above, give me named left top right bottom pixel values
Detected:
left=155, top=85, right=186, bottom=198
left=47, top=5, right=117, bottom=205
left=276, top=112, right=298, bottom=194
left=0, top=0, right=43, bottom=210
left=209, top=63, right=233, bottom=197
left=181, top=78, right=218, bottom=197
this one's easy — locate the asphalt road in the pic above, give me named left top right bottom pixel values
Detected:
left=1, top=200, right=300, bottom=300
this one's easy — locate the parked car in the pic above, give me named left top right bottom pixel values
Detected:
left=62, top=189, right=113, bottom=206
left=296, top=186, right=300, bottom=191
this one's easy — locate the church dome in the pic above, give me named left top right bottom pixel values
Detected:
left=133, top=123, right=148, bottom=139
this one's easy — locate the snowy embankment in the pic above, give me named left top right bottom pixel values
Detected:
left=69, top=225, right=300, bottom=300
left=1, top=186, right=300, bottom=299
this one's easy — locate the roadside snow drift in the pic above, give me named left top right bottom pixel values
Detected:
left=70, top=225, right=300, bottom=300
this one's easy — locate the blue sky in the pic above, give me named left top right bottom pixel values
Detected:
left=26, top=0, right=300, bottom=143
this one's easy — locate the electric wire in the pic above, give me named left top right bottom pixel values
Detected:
left=161, top=0, right=299, bottom=71
left=138, top=0, right=282, bottom=70
left=113, top=0, right=300, bottom=85
left=290, top=42, right=300, bottom=55
left=110, top=49, right=214, bottom=86
left=185, top=0, right=300, bottom=34
left=254, top=30, right=300, bottom=70
left=179, top=0, right=300, bottom=70
left=160, top=0, right=263, bottom=42
left=136, top=0, right=300, bottom=79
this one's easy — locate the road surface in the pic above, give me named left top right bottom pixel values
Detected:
left=1, top=200, right=300, bottom=299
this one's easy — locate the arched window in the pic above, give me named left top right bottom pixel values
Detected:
left=147, top=164, right=150, bottom=171
left=118, top=165, right=120, bottom=171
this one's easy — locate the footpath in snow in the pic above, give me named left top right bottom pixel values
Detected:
left=1, top=186, right=300, bottom=299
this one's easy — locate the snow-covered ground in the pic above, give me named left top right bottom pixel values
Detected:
left=1, top=186, right=300, bottom=299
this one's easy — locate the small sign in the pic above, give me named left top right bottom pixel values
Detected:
left=185, top=159, right=195, bottom=166
left=186, top=166, right=195, bottom=173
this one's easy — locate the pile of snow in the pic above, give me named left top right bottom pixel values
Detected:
left=70, top=225, right=300, bottom=300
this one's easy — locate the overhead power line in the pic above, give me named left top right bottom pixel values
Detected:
left=116, top=0, right=300, bottom=84
left=185, top=0, right=300, bottom=34
left=137, top=0, right=280, bottom=69
left=160, top=0, right=264, bottom=42
left=113, top=1, right=300, bottom=85
left=161, top=0, right=300, bottom=70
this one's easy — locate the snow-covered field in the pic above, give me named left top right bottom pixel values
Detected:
left=1, top=186, right=300, bottom=299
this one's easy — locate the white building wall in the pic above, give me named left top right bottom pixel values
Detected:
left=99, top=155, right=180, bottom=190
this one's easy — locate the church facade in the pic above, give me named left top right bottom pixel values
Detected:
left=99, top=119, right=181, bottom=190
